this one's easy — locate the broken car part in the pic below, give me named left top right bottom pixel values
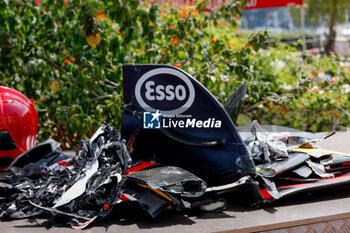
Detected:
left=0, top=123, right=213, bottom=228
left=0, top=86, right=38, bottom=170
left=121, top=64, right=350, bottom=207
left=256, top=153, right=310, bottom=178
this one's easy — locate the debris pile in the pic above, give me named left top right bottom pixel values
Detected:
left=0, top=119, right=349, bottom=230
left=0, top=124, right=210, bottom=229
left=2, top=65, right=349, bottom=229
left=238, top=121, right=350, bottom=202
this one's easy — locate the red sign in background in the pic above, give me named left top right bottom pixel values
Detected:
left=244, top=0, right=303, bottom=10
left=151, top=0, right=303, bottom=10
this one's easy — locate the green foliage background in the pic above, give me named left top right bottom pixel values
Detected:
left=245, top=43, right=350, bottom=132
left=0, top=0, right=349, bottom=148
left=0, top=0, right=266, bottom=147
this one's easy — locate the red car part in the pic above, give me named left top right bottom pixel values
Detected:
left=0, top=86, right=38, bottom=170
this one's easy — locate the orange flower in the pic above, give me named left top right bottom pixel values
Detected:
left=236, top=14, right=240, bottom=19
left=135, top=49, right=140, bottom=53
left=71, top=57, right=76, bottom=62
left=64, top=59, right=69, bottom=64
left=115, top=29, right=120, bottom=34
left=169, top=25, right=174, bottom=30
left=218, top=19, right=226, bottom=26
left=211, top=38, right=216, bottom=44
left=331, top=76, right=338, bottom=84
left=170, top=37, right=178, bottom=46
left=282, top=108, right=289, bottom=113
left=96, top=12, right=106, bottom=20
left=337, top=98, right=342, bottom=103
left=312, top=87, right=319, bottom=94
left=149, top=20, right=153, bottom=25
left=72, top=106, right=76, bottom=111
left=174, top=63, right=181, bottom=68
left=191, top=10, right=199, bottom=17
left=136, top=16, right=140, bottom=20
left=182, top=11, right=188, bottom=18
left=276, top=105, right=281, bottom=109
left=178, top=10, right=188, bottom=19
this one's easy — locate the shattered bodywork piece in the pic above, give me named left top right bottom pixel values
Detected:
left=0, top=123, right=213, bottom=228
left=0, top=124, right=130, bottom=228
left=237, top=122, right=350, bottom=203
left=121, top=65, right=350, bottom=207
left=118, top=162, right=209, bottom=218
left=126, top=164, right=207, bottom=197
left=256, top=153, right=310, bottom=178
left=9, top=139, right=66, bottom=174
left=122, top=65, right=256, bottom=188
left=224, top=81, right=247, bottom=124
left=249, top=121, right=289, bottom=162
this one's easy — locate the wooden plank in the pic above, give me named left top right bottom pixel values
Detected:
left=217, top=212, right=350, bottom=233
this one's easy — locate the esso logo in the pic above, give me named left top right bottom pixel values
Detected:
left=144, top=81, right=187, bottom=101
left=135, top=68, right=195, bottom=115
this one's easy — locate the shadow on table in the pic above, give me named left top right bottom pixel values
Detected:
left=8, top=184, right=350, bottom=231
